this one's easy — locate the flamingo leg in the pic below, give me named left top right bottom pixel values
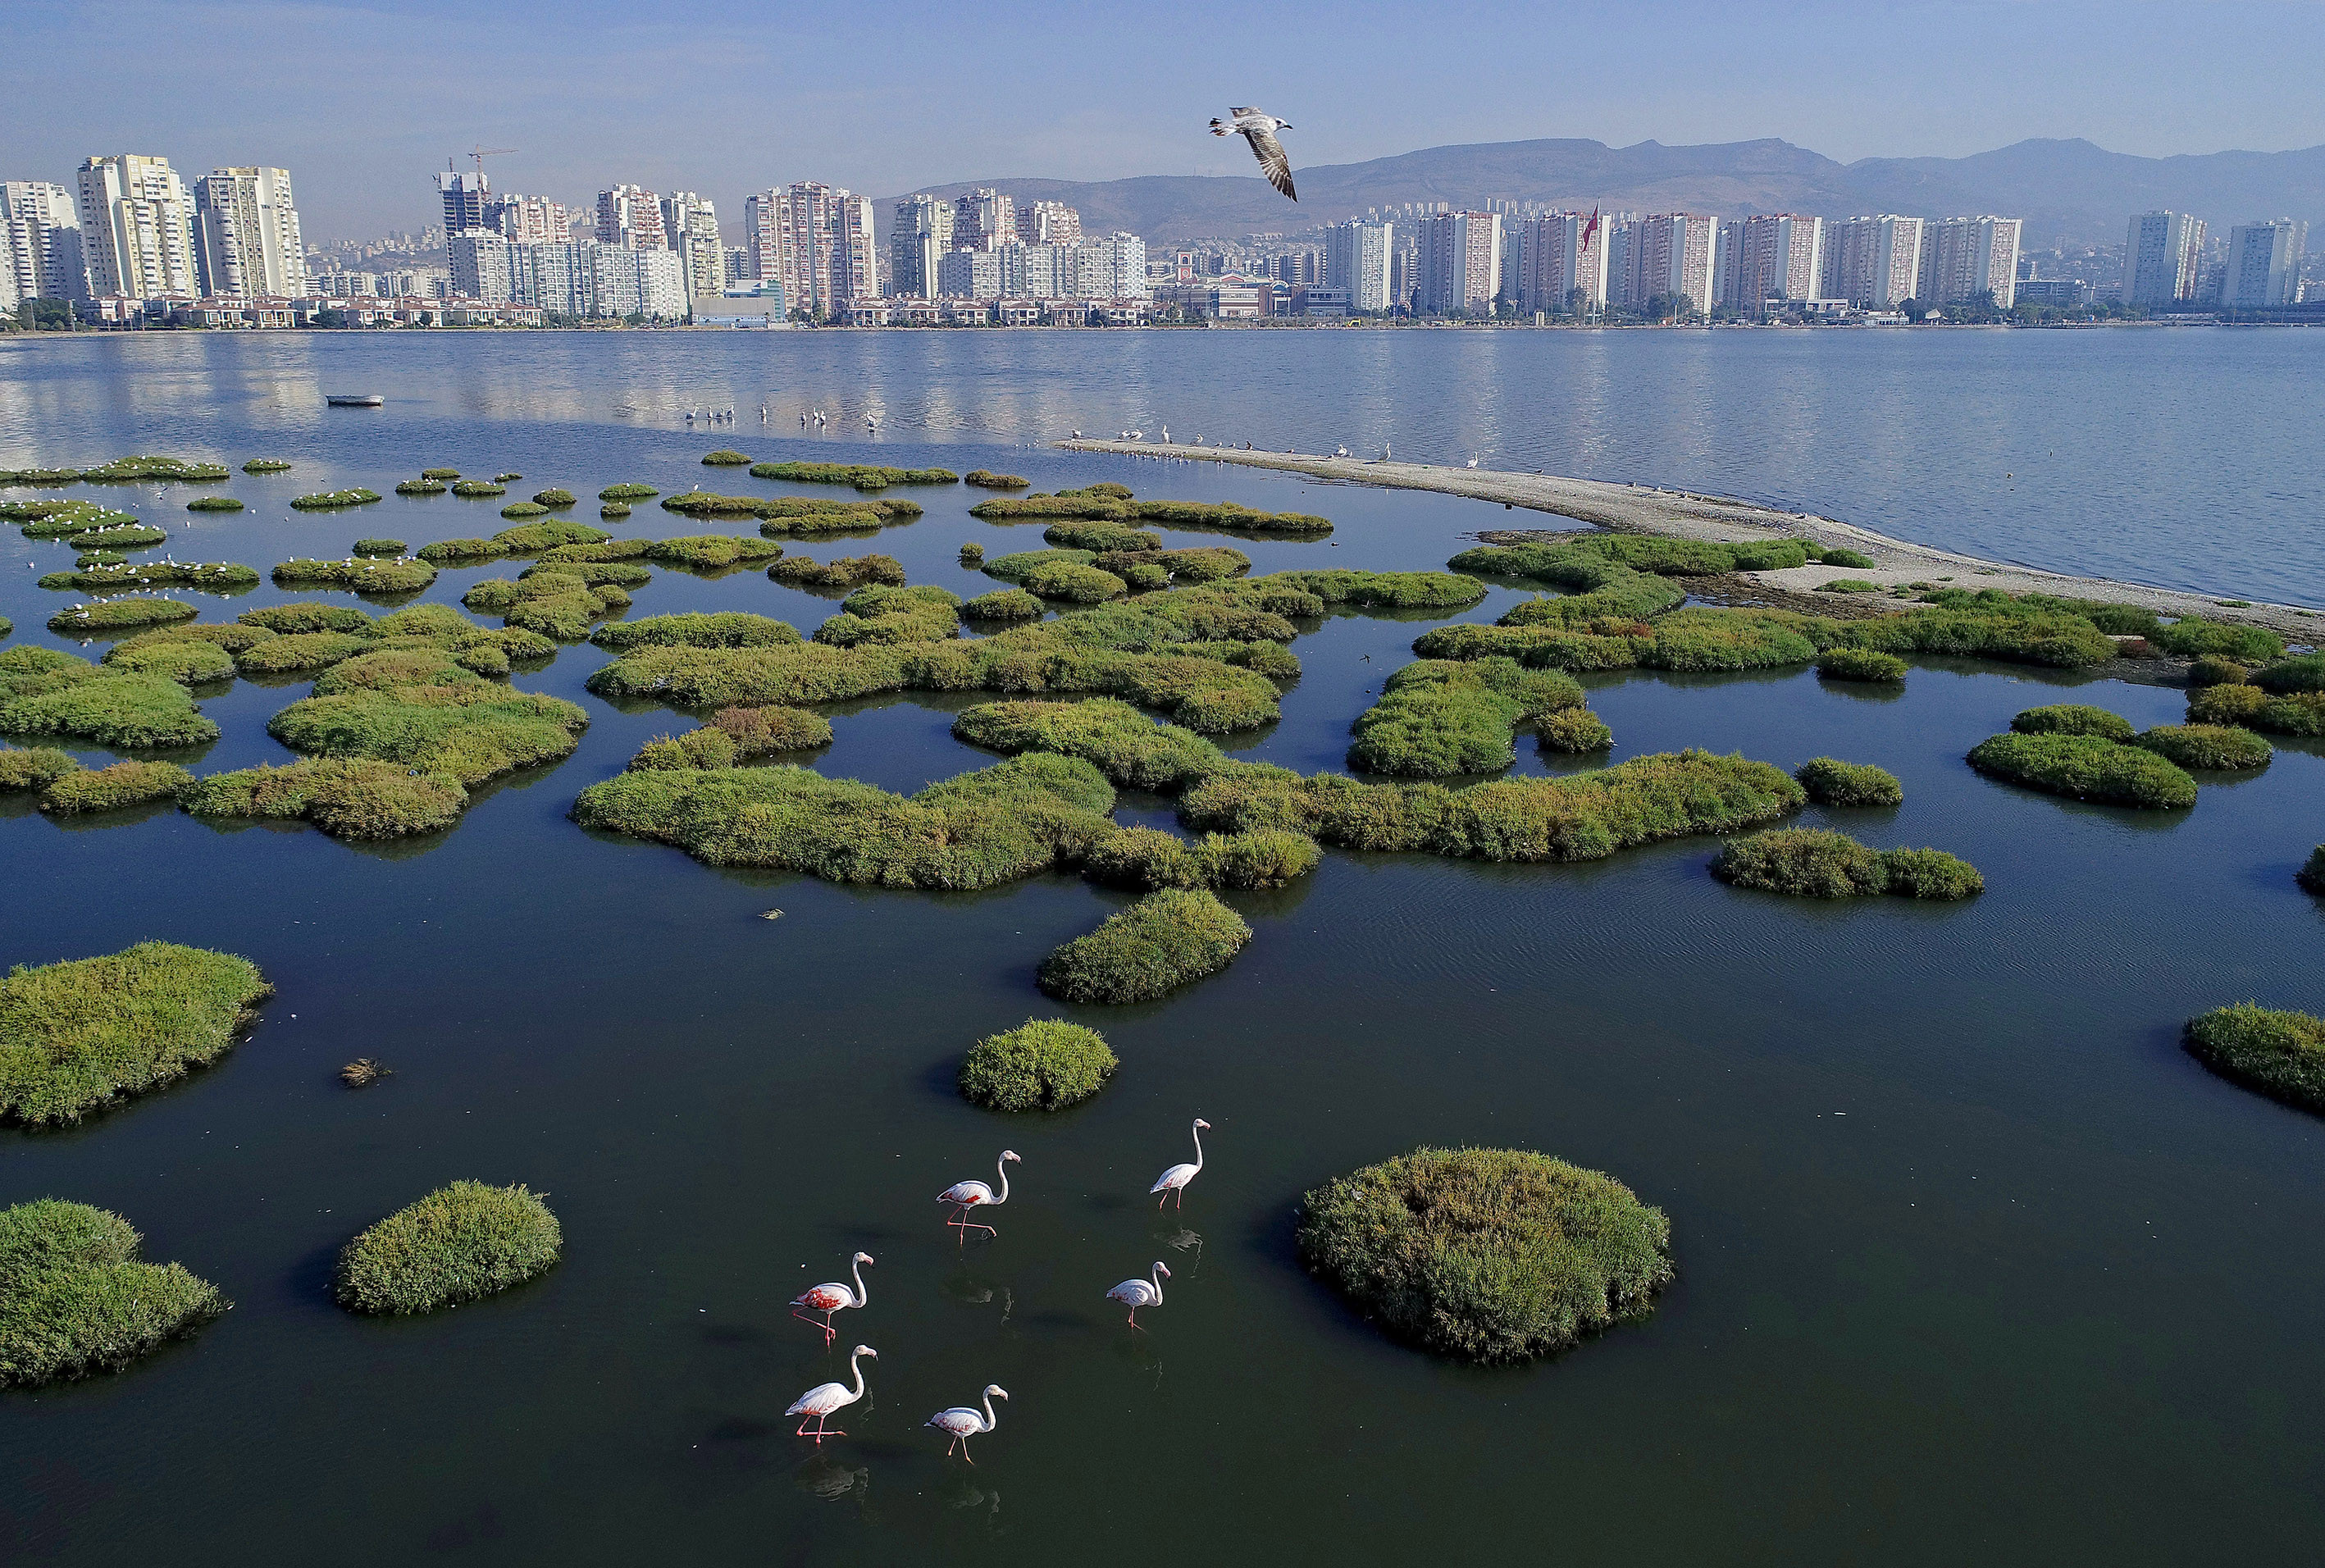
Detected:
left=1174, top=1186, right=1185, bottom=1210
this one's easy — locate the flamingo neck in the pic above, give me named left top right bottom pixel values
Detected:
left=993, top=1156, right=1010, bottom=1206
left=850, top=1256, right=868, bottom=1307
left=980, top=1391, right=999, bottom=1433
left=847, top=1351, right=868, bottom=1402
left=1150, top=1263, right=1166, bottom=1303
left=1191, top=1122, right=1205, bottom=1174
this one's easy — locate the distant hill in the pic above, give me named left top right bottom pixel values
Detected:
left=876, top=136, right=2325, bottom=249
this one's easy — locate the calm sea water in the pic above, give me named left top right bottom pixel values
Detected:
left=2, top=332, right=2322, bottom=1566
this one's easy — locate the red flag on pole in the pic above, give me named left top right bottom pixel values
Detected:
left=1581, top=207, right=1602, bottom=249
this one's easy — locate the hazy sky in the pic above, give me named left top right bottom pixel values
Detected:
left=7, top=0, right=2323, bottom=240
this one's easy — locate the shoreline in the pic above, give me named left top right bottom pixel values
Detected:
left=1055, top=440, right=2319, bottom=636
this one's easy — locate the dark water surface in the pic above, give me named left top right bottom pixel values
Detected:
left=2, top=335, right=2323, bottom=1566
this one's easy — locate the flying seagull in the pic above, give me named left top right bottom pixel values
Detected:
left=1211, top=107, right=1296, bottom=200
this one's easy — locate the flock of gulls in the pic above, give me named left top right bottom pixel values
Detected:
left=782, top=1119, right=1213, bottom=1460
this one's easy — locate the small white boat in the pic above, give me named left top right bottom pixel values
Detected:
left=326, top=393, right=384, bottom=408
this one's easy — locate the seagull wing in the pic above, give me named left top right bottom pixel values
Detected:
left=1242, top=127, right=1297, bottom=200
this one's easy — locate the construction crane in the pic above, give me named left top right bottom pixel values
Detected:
left=467, top=146, right=517, bottom=176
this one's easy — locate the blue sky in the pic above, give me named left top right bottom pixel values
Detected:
left=7, top=0, right=2324, bottom=240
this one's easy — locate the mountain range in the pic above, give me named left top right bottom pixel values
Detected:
left=876, top=136, right=2325, bottom=250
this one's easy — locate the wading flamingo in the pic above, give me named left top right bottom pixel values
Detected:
left=925, top=1384, right=1009, bottom=1462
left=790, top=1251, right=873, bottom=1347
left=939, top=1149, right=1020, bottom=1238
left=786, top=1344, right=876, bottom=1443
left=1106, top=1261, right=1170, bottom=1327
left=1150, top=1119, right=1210, bottom=1208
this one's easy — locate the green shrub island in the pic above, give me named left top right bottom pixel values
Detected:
left=185, top=495, right=244, bottom=513
left=335, top=1181, right=562, bottom=1315
left=958, top=1019, right=1118, bottom=1110
left=6, top=499, right=139, bottom=535
left=0, top=1200, right=228, bottom=1388
left=39, top=560, right=261, bottom=594
left=1037, top=888, right=1251, bottom=1004
left=748, top=459, right=958, bottom=488
left=644, top=534, right=785, bottom=571
left=492, top=472, right=522, bottom=483
left=47, top=597, right=201, bottom=636
left=2010, top=704, right=2136, bottom=741
left=2298, top=846, right=2325, bottom=896
left=626, top=705, right=833, bottom=771
left=1712, top=828, right=1982, bottom=900
left=463, top=572, right=629, bottom=640
left=768, top=553, right=908, bottom=591
left=103, top=631, right=239, bottom=684
left=2186, top=681, right=2325, bottom=738
left=0, top=942, right=271, bottom=1126
left=265, top=648, right=586, bottom=791
left=63, top=523, right=169, bottom=550
left=243, top=458, right=293, bottom=473
left=1538, top=708, right=1614, bottom=753
left=2132, top=723, right=2272, bottom=771
left=2184, top=1004, right=2325, bottom=1116
left=531, top=489, right=577, bottom=508
left=0, top=645, right=219, bottom=747
left=39, top=759, right=192, bottom=815
left=1817, top=647, right=1907, bottom=681
left=288, top=488, right=383, bottom=510
left=1967, top=731, right=2198, bottom=809
left=395, top=478, right=447, bottom=496
left=0, top=745, right=81, bottom=791
left=451, top=479, right=506, bottom=498
left=1812, top=545, right=1877, bottom=569
left=958, top=540, right=987, bottom=563
left=1795, top=757, right=1903, bottom=807
left=970, top=488, right=1332, bottom=536
left=499, top=500, right=549, bottom=520
left=1297, top=1147, right=1672, bottom=1364
left=700, top=449, right=754, bottom=466
left=1347, top=658, right=1586, bottom=777
left=1079, top=825, right=1320, bottom=892
left=816, top=584, right=960, bottom=647
left=271, top=557, right=438, bottom=595
left=2150, top=617, right=2283, bottom=663
left=964, top=470, right=1030, bottom=489
left=76, top=456, right=231, bottom=484
left=1046, top=519, right=1165, bottom=552
left=184, top=757, right=467, bottom=841
left=2250, top=653, right=2325, bottom=694
left=598, top=483, right=659, bottom=501
left=964, top=587, right=1042, bottom=621
left=1817, top=578, right=1881, bottom=595
left=600, top=503, right=631, bottom=520
left=589, top=612, right=802, bottom=652
left=2186, top=654, right=2252, bottom=687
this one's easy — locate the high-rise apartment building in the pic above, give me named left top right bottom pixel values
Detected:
left=76, top=155, right=198, bottom=299
left=1821, top=215, right=1923, bottom=308
left=1015, top=200, right=1082, bottom=247
left=1622, top=214, right=1717, bottom=315
left=1415, top=211, right=1501, bottom=315
left=436, top=171, right=491, bottom=236
left=1917, top=217, right=2022, bottom=308
left=1508, top=213, right=1607, bottom=314
left=596, top=185, right=668, bottom=249
left=2123, top=211, right=2207, bottom=307
left=1324, top=220, right=1395, bottom=312
left=593, top=244, right=688, bottom=319
left=937, top=247, right=1004, bottom=300
left=1719, top=214, right=1821, bottom=312
left=488, top=194, right=572, bottom=244
left=891, top=194, right=955, bottom=299
left=745, top=183, right=878, bottom=319
left=2219, top=219, right=2306, bottom=308
left=954, top=189, right=1016, bottom=253
left=660, top=192, right=723, bottom=299
left=192, top=166, right=306, bottom=298
left=2, top=181, right=85, bottom=302
left=449, top=232, right=514, bottom=303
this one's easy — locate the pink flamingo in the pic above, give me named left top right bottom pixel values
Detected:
left=789, top=1251, right=873, bottom=1347
left=786, top=1344, right=876, bottom=1443
left=937, top=1149, right=1019, bottom=1239
left=924, top=1383, right=1009, bottom=1462
left=1106, top=1261, right=1170, bottom=1327
left=1150, top=1119, right=1210, bottom=1209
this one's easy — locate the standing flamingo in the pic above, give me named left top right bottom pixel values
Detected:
left=1106, top=1261, right=1171, bottom=1327
left=786, top=1344, right=877, bottom=1443
left=1150, top=1119, right=1210, bottom=1209
left=790, top=1251, right=873, bottom=1347
left=924, top=1384, right=1009, bottom=1462
left=938, top=1149, right=1020, bottom=1238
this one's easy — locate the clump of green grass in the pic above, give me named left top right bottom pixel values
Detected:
left=0, top=645, right=218, bottom=746
left=395, top=479, right=447, bottom=495
left=335, top=1181, right=561, bottom=1315
left=531, top=489, right=576, bottom=508
left=644, top=535, right=784, bottom=570
left=599, top=484, right=658, bottom=500
left=41, top=561, right=261, bottom=594
left=1023, top=560, right=1127, bottom=603
left=491, top=517, right=609, bottom=554
left=964, top=587, right=1040, bottom=621
left=600, top=503, right=630, bottom=520
left=64, top=523, right=168, bottom=550
left=2298, top=846, right=2325, bottom=896
left=451, top=480, right=505, bottom=498
left=414, top=537, right=498, bottom=563
left=1713, top=828, right=1981, bottom=899
left=1967, top=732, right=2197, bottom=808
left=185, top=496, right=244, bottom=513
left=269, top=649, right=589, bottom=786
left=271, top=558, right=438, bottom=595
left=0, top=745, right=82, bottom=791
left=1816, top=648, right=1907, bottom=685
left=1297, top=1146, right=1671, bottom=1364
left=0, top=1200, right=229, bottom=1387
left=768, top=554, right=907, bottom=590
left=0, top=941, right=271, bottom=1126
left=983, top=547, right=1094, bottom=584
left=103, top=636, right=238, bottom=684
left=2253, top=654, right=2325, bottom=695
left=1081, top=826, right=1320, bottom=891
left=2011, top=704, right=2135, bottom=741
left=972, top=494, right=1331, bottom=536
left=959, top=1019, right=1117, bottom=1110
left=2186, top=654, right=2252, bottom=687
left=1795, top=757, right=1903, bottom=806
left=351, top=538, right=406, bottom=557
left=1046, top=520, right=1164, bottom=553
left=238, top=602, right=376, bottom=635
left=1263, top=569, right=1484, bottom=609
left=184, top=758, right=466, bottom=840
left=421, top=468, right=460, bottom=480
left=499, top=500, right=548, bottom=519
left=1538, top=709, right=1614, bottom=753
left=79, top=456, right=230, bottom=483
left=2152, top=617, right=2283, bottom=663
left=1818, top=577, right=1881, bottom=595
left=243, top=459, right=293, bottom=473
left=463, top=571, right=627, bottom=640
left=964, top=470, right=1030, bottom=489
left=756, top=496, right=922, bottom=533
left=577, top=753, right=1118, bottom=889
left=1347, top=658, right=1584, bottom=777
left=2186, top=681, right=2325, bottom=737
left=816, top=584, right=960, bottom=647
left=700, top=449, right=754, bottom=467
left=959, top=541, right=987, bottom=564
left=288, top=489, right=382, bottom=510
left=39, top=759, right=190, bottom=814
left=1877, top=846, right=1986, bottom=900
left=748, top=459, right=956, bottom=488
left=589, top=612, right=802, bottom=652
left=492, top=472, right=522, bottom=483
left=1812, top=545, right=1877, bottom=569
left=2185, top=1004, right=2325, bottom=1115
left=627, top=705, right=832, bottom=771
left=953, top=698, right=1226, bottom=791
left=2134, top=724, right=2272, bottom=771
left=1037, top=888, right=1251, bottom=1004
left=46, top=598, right=201, bottom=636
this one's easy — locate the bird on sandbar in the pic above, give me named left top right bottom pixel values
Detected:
left=1210, top=107, right=1297, bottom=200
